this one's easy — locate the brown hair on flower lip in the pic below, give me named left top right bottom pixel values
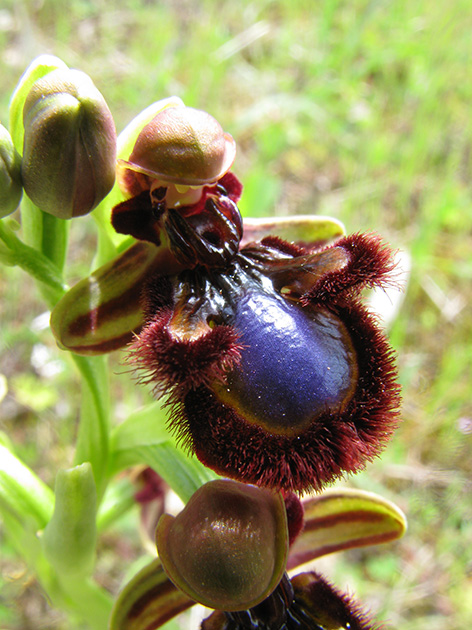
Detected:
left=179, top=300, right=400, bottom=493
left=128, top=232, right=401, bottom=494
left=289, top=571, right=383, bottom=630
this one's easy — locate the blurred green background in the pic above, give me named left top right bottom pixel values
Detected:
left=1, top=1, right=471, bottom=628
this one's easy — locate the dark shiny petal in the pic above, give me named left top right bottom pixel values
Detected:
left=111, top=190, right=163, bottom=246
left=216, top=296, right=357, bottom=434
left=184, top=299, right=399, bottom=493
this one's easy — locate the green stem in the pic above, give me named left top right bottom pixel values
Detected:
left=72, top=354, right=111, bottom=500
left=41, top=210, right=70, bottom=273
left=1, top=508, right=113, bottom=630
left=21, top=194, right=70, bottom=271
left=0, top=219, right=66, bottom=300
left=60, top=575, right=114, bottom=630
left=3, top=197, right=113, bottom=500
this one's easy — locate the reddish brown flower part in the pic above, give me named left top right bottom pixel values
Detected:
left=129, top=232, right=401, bottom=494
left=202, top=571, right=382, bottom=630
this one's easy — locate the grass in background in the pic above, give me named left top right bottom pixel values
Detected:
left=1, top=1, right=471, bottom=628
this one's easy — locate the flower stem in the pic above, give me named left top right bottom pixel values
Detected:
left=72, top=353, right=111, bottom=500
left=0, top=218, right=66, bottom=301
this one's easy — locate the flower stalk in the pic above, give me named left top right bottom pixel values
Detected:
left=0, top=54, right=406, bottom=630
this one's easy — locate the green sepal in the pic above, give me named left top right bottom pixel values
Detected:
left=9, top=54, right=68, bottom=152
left=241, top=214, right=345, bottom=248
left=287, top=488, right=407, bottom=570
left=117, top=97, right=185, bottom=165
left=109, top=557, right=194, bottom=630
left=41, top=462, right=97, bottom=577
left=50, top=241, right=183, bottom=355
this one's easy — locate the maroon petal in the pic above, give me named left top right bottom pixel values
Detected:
left=111, top=190, right=163, bottom=246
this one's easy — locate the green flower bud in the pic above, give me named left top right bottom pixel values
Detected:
left=21, top=68, right=117, bottom=218
left=156, top=479, right=288, bottom=612
left=42, top=463, right=97, bottom=577
left=9, top=54, right=68, bottom=151
left=0, top=124, right=22, bottom=218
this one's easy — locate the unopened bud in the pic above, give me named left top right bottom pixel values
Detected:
left=42, top=463, right=97, bottom=576
left=156, top=479, right=288, bottom=612
left=0, top=124, right=22, bottom=217
left=21, top=68, right=116, bottom=218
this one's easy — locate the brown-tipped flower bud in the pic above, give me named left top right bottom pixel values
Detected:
left=156, top=479, right=288, bottom=612
left=118, top=105, right=236, bottom=192
left=0, top=124, right=22, bottom=217
left=21, top=68, right=117, bottom=218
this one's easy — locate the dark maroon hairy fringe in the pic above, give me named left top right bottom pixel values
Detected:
left=179, top=299, right=400, bottom=494
left=258, top=235, right=307, bottom=258
left=291, top=571, right=386, bottom=630
left=283, top=493, right=305, bottom=547
left=303, top=232, right=398, bottom=305
left=127, top=310, right=242, bottom=400
left=128, top=272, right=242, bottom=399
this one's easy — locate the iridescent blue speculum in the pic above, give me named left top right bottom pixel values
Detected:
left=217, top=289, right=357, bottom=435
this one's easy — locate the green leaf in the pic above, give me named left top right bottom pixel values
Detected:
left=59, top=575, right=113, bottom=630
left=0, top=218, right=67, bottom=299
left=42, top=463, right=97, bottom=577
left=287, top=488, right=407, bottom=570
left=109, top=557, right=194, bottom=630
left=241, top=214, right=345, bottom=248
left=0, top=443, right=54, bottom=530
left=111, top=401, right=171, bottom=453
left=134, top=444, right=219, bottom=505
left=96, top=476, right=136, bottom=533
left=110, top=402, right=218, bottom=502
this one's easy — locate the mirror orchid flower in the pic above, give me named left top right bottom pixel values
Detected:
left=110, top=479, right=407, bottom=630
left=51, top=102, right=401, bottom=494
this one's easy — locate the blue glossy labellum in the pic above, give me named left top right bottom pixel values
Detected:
left=216, top=290, right=357, bottom=435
